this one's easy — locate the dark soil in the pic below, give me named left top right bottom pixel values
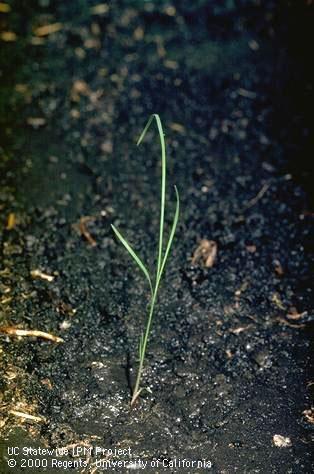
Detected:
left=0, top=1, right=313, bottom=473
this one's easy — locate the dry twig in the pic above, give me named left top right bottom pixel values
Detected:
left=79, top=216, right=97, bottom=247
left=31, top=269, right=54, bottom=282
left=0, top=326, right=64, bottom=343
left=9, top=410, right=45, bottom=423
left=245, top=183, right=270, bottom=209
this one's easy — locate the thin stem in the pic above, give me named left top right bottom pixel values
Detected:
left=131, top=289, right=158, bottom=406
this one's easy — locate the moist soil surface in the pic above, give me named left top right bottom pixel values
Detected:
left=0, top=1, right=313, bottom=473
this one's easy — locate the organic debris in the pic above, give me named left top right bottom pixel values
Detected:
left=234, top=281, right=249, bottom=298
left=273, top=259, right=284, bottom=276
left=41, top=379, right=53, bottom=390
left=0, top=31, right=17, bottom=42
left=33, top=23, right=63, bottom=37
left=169, top=122, right=186, bottom=134
left=0, top=3, right=11, bottom=13
left=273, top=435, right=292, bottom=448
left=90, top=4, right=109, bottom=15
left=191, top=239, right=217, bottom=268
left=271, top=292, right=285, bottom=310
left=6, top=213, right=16, bottom=230
left=0, top=326, right=64, bottom=343
left=79, top=216, right=97, bottom=247
left=276, top=317, right=305, bottom=329
left=8, top=410, right=45, bottom=424
left=286, top=308, right=308, bottom=320
left=302, top=408, right=314, bottom=424
left=31, top=269, right=54, bottom=282
left=26, top=117, right=46, bottom=128
left=56, top=301, right=76, bottom=316
left=230, top=325, right=252, bottom=335
left=70, top=79, right=89, bottom=101
left=245, top=182, right=270, bottom=208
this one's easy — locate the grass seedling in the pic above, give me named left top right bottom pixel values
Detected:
left=111, top=114, right=180, bottom=407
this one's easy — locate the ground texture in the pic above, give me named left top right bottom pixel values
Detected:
left=0, top=1, right=313, bottom=473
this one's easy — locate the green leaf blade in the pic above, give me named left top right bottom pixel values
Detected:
left=111, top=224, right=153, bottom=295
left=136, top=114, right=155, bottom=146
left=136, top=113, right=167, bottom=280
left=157, top=185, right=180, bottom=285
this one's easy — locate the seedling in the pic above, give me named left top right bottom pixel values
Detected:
left=111, top=114, right=180, bottom=406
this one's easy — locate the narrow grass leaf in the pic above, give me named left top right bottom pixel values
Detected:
left=154, top=115, right=166, bottom=279
left=136, top=114, right=166, bottom=278
left=158, top=185, right=180, bottom=282
left=136, top=114, right=155, bottom=146
left=111, top=224, right=153, bottom=295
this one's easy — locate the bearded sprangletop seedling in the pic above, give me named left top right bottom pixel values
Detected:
left=111, top=114, right=180, bottom=407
